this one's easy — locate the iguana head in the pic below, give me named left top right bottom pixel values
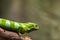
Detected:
left=26, top=22, right=39, bottom=33
left=19, top=22, right=39, bottom=34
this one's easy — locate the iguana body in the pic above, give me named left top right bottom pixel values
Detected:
left=0, top=18, right=39, bottom=35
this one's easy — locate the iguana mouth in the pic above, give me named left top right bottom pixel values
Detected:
left=27, top=28, right=38, bottom=33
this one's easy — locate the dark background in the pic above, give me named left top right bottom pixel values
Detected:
left=0, top=0, right=60, bottom=40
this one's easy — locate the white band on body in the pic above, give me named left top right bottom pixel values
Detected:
left=5, top=20, right=10, bottom=28
left=14, top=22, right=19, bottom=29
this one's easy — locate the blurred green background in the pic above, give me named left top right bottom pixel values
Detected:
left=0, top=0, right=60, bottom=40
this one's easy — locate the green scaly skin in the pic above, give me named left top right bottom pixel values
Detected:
left=0, top=18, right=39, bottom=36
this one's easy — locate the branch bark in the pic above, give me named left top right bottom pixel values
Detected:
left=0, top=28, right=32, bottom=40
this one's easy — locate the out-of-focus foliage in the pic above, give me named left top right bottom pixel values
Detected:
left=0, top=0, right=60, bottom=40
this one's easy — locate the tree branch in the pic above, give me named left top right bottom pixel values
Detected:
left=0, top=28, right=32, bottom=40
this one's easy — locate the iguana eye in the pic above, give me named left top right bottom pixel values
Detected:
left=34, top=24, right=39, bottom=29
left=35, top=24, right=38, bottom=27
